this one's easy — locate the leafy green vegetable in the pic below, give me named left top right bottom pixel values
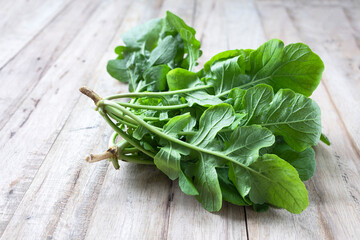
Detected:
left=242, top=84, right=322, bottom=152
left=203, top=39, right=324, bottom=97
left=271, top=141, right=316, bottom=181
left=80, top=11, right=329, bottom=215
left=107, top=11, right=201, bottom=92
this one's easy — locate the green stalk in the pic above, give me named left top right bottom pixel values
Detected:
left=216, top=77, right=272, bottom=97
left=100, top=100, right=259, bottom=175
left=107, top=111, right=138, bottom=129
left=118, top=153, right=154, bottom=165
left=99, top=108, right=156, bottom=159
left=115, top=101, right=189, bottom=110
left=105, top=85, right=212, bottom=100
left=122, top=147, right=139, bottom=153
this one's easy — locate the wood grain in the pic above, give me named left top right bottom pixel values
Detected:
left=0, top=0, right=132, bottom=236
left=167, top=1, right=248, bottom=239
left=243, top=2, right=360, bottom=239
left=0, top=0, right=72, bottom=68
left=0, top=0, right=102, bottom=130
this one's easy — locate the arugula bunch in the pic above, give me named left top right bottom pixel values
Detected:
left=80, top=11, right=328, bottom=214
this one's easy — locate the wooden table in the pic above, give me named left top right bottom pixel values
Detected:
left=1, top=0, right=359, bottom=239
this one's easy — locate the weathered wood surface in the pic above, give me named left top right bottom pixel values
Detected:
left=0, top=0, right=359, bottom=239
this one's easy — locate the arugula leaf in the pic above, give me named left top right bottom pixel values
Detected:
left=272, top=142, right=316, bottom=181
left=122, top=18, right=164, bottom=51
left=167, top=68, right=203, bottom=91
left=248, top=39, right=324, bottom=96
left=179, top=169, right=199, bottom=195
left=235, top=154, right=309, bottom=214
left=166, top=11, right=201, bottom=71
left=107, top=11, right=201, bottom=92
left=188, top=104, right=235, bottom=211
left=203, top=39, right=324, bottom=97
left=143, top=65, right=170, bottom=91
left=206, top=55, right=249, bottom=95
left=224, top=125, right=275, bottom=165
left=167, top=68, right=221, bottom=106
left=148, top=35, right=179, bottom=66
left=154, top=113, right=191, bottom=180
left=82, top=12, right=329, bottom=214
left=217, top=168, right=250, bottom=206
left=243, top=84, right=321, bottom=152
left=320, top=133, right=331, bottom=146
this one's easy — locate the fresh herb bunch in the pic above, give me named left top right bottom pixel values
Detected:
left=80, top=11, right=329, bottom=214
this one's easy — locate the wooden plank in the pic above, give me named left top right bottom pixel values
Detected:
left=85, top=1, right=204, bottom=239
left=166, top=1, right=249, bottom=239
left=0, top=0, right=170, bottom=239
left=285, top=5, right=360, bottom=154
left=0, top=0, right=72, bottom=68
left=342, top=7, right=360, bottom=51
left=0, top=0, right=132, bottom=236
left=83, top=2, right=173, bottom=239
left=242, top=3, right=360, bottom=239
left=0, top=0, right=102, bottom=130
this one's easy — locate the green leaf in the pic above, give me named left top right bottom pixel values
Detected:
left=242, top=84, right=273, bottom=125
left=206, top=56, right=249, bottom=95
left=224, top=125, right=275, bottom=165
left=149, top=35, right=178, bottom=66
left=228, top=88, right=246, bottom=111
left=162, top=113, right=191, bottom=138
left=244, top=85, right=321, bottom=152
left=232, top=154, right=309, bottom=214
left=272, top=143, right=316, bottom=181
left=184, top=91, right=222, bottom=107
left=166, top=11, right=201, bottom=71
left=179, top=170, right=199, bottom=195
left=167, top=68, right=203, bottom=91
left=204, top=49, right=242, bottom=72
left=193, top=154, right=223, bottom=211
left=320, top=133, right=331, bottom=146
left=203, top=39, right=324, bottom=97
left=122, top=18, right=164, bottom=51
left=247, top=39, right=324, bottom=96
left=143, top=65, right=171, bottom=91
left=191, top=104, right=235, bottom=147
left=106, top=59, right=130, bottom=83
left=188, top=104, right=235, bottom=211
left=154, top=113, right=191, bottom=179
left=217, top=168, right=250, bottom=206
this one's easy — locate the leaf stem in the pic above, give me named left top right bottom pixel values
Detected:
left=85, top=146, right=117, bottom=163
left=114, top=101, right=189, bottom=110
left=104, top=85, right=212, bottom=100
left=79, top=86, right=102, bottom=105
left=118, top=153, right=154, bottom=165
left=99, top=108, right=156, bottom=158
left=100, top=100, right=258, bottom=174
left=215, top=77, right=272, bottom=97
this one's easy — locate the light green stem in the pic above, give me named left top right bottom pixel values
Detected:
left=99, top=108, right=155, bottom=159
left=100, top=100, right=258, bottom=175
left=105, top=85, right=212, bottom=100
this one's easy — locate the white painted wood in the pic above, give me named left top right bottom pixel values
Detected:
left=0, top=0, right=72, bottom=68
left=0, top=0, right=132, bottom=236
left=0, top=0, right=102, bottom=130
left=284, top=6, right=360, bottom=152
left=166, top=1, right=248, bottom=239
left=243, top=3, right=360, bottom=239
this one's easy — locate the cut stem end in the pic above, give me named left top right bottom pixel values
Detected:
left=85, top=147, right=117, bottom=163
left=80, top=86, right=102, bottom=105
